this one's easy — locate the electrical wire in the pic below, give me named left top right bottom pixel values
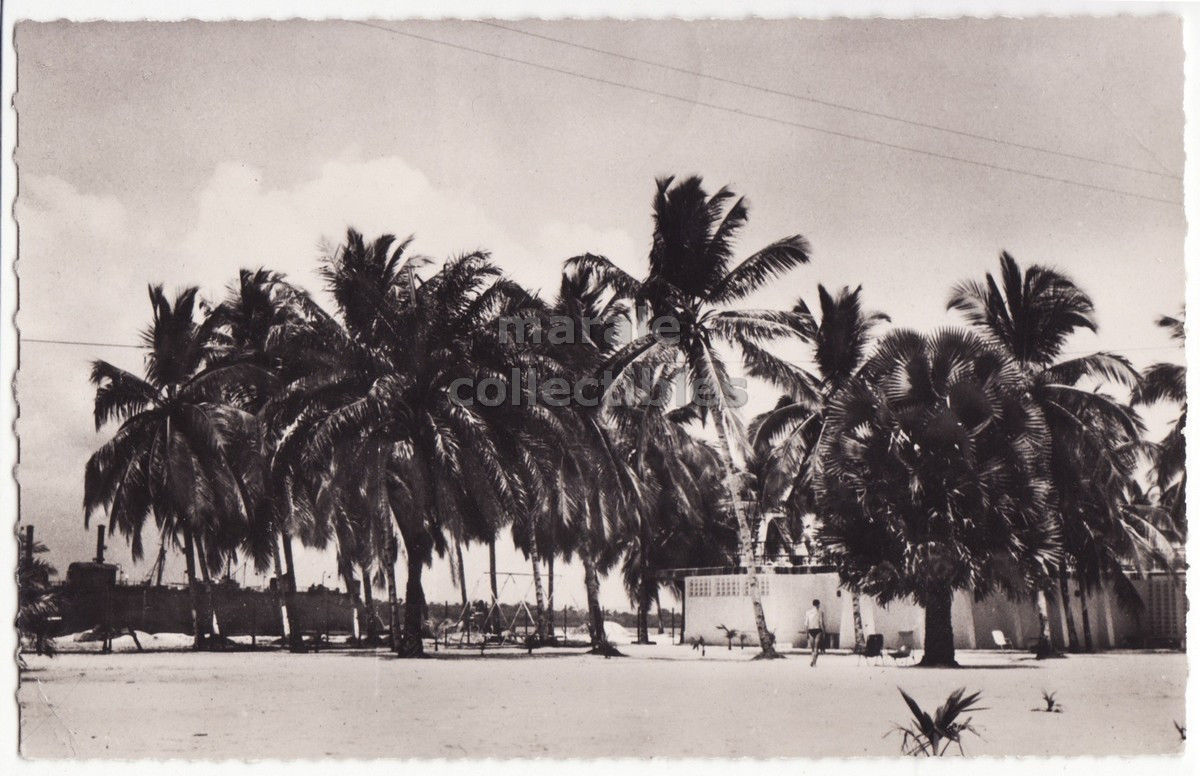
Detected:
left=347, top=20, right=1181, bottom=207
left=474, top=19, right=1180, bottom=182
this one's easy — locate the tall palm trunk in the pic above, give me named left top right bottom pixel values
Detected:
left=712, top=417, right=779, bottom=658
left=401, top=549, right=427, bottom=656
left=384, top=525, right=401, bottom=651
left=1079, top=581, right=1095, bottom=652
left=582, top=550, right=611, bottom=651
left=1058, top=569, right=1080, bottom=652
left=360, top=563, right=377, bottom=641
left=850, top=590, right=866, bottom=652
left=547, top=553, right=555, bottom=639
left=455, top=539, right=469, bottom=609
left=342, top=568, right=363, bottom=642
left=1035, top=588, right=1054, bottom=654
left=279, top=529, right=302, bottom=651
left=488, top=538, right=499, bottom=602
left=196, top=535, right=221, bottom=639
left=637, top=583, right=654, bottom=643
left=528, top=526, right=548, bottom=639
left=183, top=528, right=202, bottom=650
left=271, top=539, right=292, bottom=642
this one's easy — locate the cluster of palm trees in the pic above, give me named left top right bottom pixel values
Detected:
left=83, top=174, right=1185, bottom=665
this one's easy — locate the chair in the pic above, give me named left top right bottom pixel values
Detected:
left=991, top=630, right=1010, bottom=650
left=858, top=633, right=884, bottom=665
left=889, top=630, right=916, bottom=664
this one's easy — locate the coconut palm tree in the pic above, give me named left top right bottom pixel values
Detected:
left=84, top=285, right=263, bottom=648
left=814, top=329, right=1058, bottom=666
left=274, top=229, right=552, bottom=656
left=748, top=284, right=890, bottom=650
left=947, top=251, right=1144, bottom=651
left=569, top=175, right=812, bottom=658
left=539, top=261, right=644, bottom=653
left=1051, top=394, right=1175, bottom=650
left=611, top=399, right=737, bottom=642
left=18, top=537, right=59, bottom=659
left=208, top=268, right=314, bottom=648
left=1133, top=310, right=1186, bottom=540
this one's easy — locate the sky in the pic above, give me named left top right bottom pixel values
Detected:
left=13, top=17, right=1186, bottom=612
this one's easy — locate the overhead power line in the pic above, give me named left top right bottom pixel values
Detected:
left=347, top=21, right=1181, bottom=207
left=19, top=337, right=1183, bottom=357
left=22, top=338, right=144, bottom=349
left=475, top=20, right=1180, bottom=182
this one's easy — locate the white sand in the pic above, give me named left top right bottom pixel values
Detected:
left=17, top=643, right=1185, bottom=758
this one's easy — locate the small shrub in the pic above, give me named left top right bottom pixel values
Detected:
left=1033, top=690, right=1062, bottom=713
left=1174, top=721, right=1185, bottom=741
left=891, top=687, right=985, bottom=756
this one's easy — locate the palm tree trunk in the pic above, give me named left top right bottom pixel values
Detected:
left=639, top=585, right=654, bottom=643
left=528, top=527, right=548, bottom=639
left=1035, top=588, right=1054, bottom=655
left=711, top=417, right=779, bottom=658
left=656, top=597, right=665, bottom=634
left=851, top=590, right=866, bottom=652
left=1079, top=582, right=1095, bottom=652
left=270, top=539, right=292, bottom=642
left=342, top=569, right=363, bottom=642
left=400, top=549, right=427, bottom=657
left=1058, top=569, right=1080, bottom=652
left=360, top=563, right=377, bottom=641
left=182, top=528, right=202, bottom=650
left=918, top=587, right=957, bottom=666
left=547, top=552, right=555, bottom=639
left=488, top=537, right=499, bottom=602
left=279, top=529, right=302, bottom=651
left=196, top=535, right=221, bottom=640
left=582, top=550, right=615, bottom=653
left=455, top=539, right=469, bottom=610
left=384, top=525, right=401, bottom=651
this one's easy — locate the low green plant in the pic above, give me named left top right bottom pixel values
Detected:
left=891, top=687, right=985, bottom=756
left=1034, top=690, right=1062, bottom=713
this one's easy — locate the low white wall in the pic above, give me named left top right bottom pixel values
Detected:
left=682, top=570, right=1181, bottom=651
left=685, top=572, right=980, bottom=650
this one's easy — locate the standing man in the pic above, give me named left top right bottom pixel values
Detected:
left=805, top=599, right=825, bottom=667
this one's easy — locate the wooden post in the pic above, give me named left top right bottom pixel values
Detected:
left=323, top=588, right=330, bottom=645
left=679, top=588, right=686, bottom=645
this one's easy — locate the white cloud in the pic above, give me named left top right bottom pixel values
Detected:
left=16, top=156, right=647, bottom=610
left=177, top=154, right=644, bottom=299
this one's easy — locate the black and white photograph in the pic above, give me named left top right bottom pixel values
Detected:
left=4, top=2, right=1192, bottom=766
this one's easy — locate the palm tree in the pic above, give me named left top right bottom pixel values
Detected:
left=814, top=329, right=1058, bottom=666
left=570, top=175, right=812, bottom=658
left=1133, top=310, right=1186, bottom=540
left=612, top=397, right=737, bottom=642
left=542, top=261, right=644, bottom=653
left=1050, top=394, right=1175, bottom=650
left=275, top=230, right=551, bottom=656
left=18, top=537, right=59, bottom=659
left=749, top=284, right=889, bottom=650
left=947, top=252, right=1144, bottom=651
left=84, top=285, right=261, bottom=649
left=208, top=268, right=311, bottom=648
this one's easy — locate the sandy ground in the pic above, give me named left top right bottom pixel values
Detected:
left=17, top=642, right=1186, bottom=759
